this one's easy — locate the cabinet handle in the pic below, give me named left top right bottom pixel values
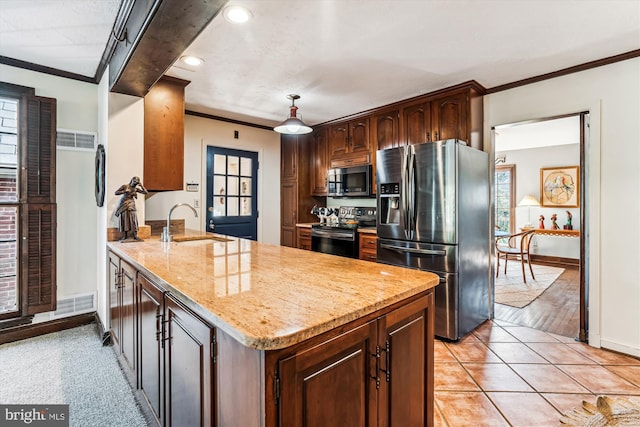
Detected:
left=160, top=318, right=171, bottom=348
left=370, top=347, right=381, bottom=390
left=435, top=131, right=439, bottom=141
left=367, top=255, right=376, bottom=260
left=379, top=340, right=391, bottom=382
left=426, top=132, right=430, bottom=142
left=155, top=312, right=163, bottom=341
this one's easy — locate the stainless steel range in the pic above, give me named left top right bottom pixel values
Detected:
left=311, top=207, right=376, bottom=258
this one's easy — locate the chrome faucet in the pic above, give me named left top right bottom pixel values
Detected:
left=161, top=203, right=198, bottom=242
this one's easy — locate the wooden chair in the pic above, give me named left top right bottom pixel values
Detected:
left=495, top=229, right=536, bottom=283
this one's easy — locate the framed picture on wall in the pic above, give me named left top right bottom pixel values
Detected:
left=540, top=166, right=580, bottom=207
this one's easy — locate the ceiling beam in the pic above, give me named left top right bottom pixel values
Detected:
left=109, top=0, right=227, bottom=97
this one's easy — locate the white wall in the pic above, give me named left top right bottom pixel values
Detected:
left=497, top=144, right=580, bottom=258
left=0, top=64, right=99, bottom=320
left=485, top=57, right=640, bottom=357
left=145, top=115, right=281, bottom=245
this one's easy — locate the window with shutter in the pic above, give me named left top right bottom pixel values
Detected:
left=0, top=82, right=56, bottom=322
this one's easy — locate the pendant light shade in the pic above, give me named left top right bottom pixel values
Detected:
left=274, top=94, right=313, bottom=135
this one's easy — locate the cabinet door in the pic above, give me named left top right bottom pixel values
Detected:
left=138, top=274, right=165, bottom=425
left=374, top=110, right=400, bottom=151
left=403, top=102, right=432, bottom=145
left=165, top=296, right=215, bottom=427
left=432, top=92, right=467, bottom=142
left=108, top=252, right=121, bottom=350
left=281, top=181, right=297, bottom=247
left=120, top=259, right=137, bottom=375
left=328, top=123, right=350, bottom=157
left=349, top=118, right=371, bottom=153
left=279, top=320, right=378, bottom=427
left=281, top=135, right=298, bottom=181
left=377, top=293, right=434, bottom=427
left=144, top=76, right=188, bottom=191
left=311, top=127, right=328, bottom=195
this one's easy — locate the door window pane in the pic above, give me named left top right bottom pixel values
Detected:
left=240, top=157, right=252, bottom=177
left=214, top=154, right=226, bottom=174
left=227, top=197, right=239, bottom=216
left=213, top=176, right=226, bottom=196
left=240, top=178, right=251, bottom=196
left=214, top=196, right=225, bottom=216
left=228, top=156, right=239, bottom=175
left=227, top=177, right=239, bottom=196
left=241, top=197, right=251, bottom=216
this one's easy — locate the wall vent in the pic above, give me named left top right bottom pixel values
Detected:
left=56, top=129, right=97, bottom=151
left=52, top=292, right=96, bottom=319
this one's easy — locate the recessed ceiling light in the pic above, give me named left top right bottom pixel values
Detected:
left=180, top=55, right=204, bottom=66
left=223, top=5, right=252, bottom=24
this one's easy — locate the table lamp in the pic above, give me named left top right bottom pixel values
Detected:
left=517, top=195, right=540, bottom=228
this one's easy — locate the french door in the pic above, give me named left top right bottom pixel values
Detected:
left=206, top=146, right=258, bottom=240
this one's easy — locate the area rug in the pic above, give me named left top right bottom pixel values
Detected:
left=560, top=395, right=640, bottom=426
left=495, top=263, right=564, bottom=308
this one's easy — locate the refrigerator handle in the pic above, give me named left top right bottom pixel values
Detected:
left=401, top=147, right=410, bottom=240
left=407, top=146, right=416, bottom=239
left=379, top=243, right=446, bottom=256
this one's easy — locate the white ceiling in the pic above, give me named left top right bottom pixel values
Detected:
left=1, top=0, right=639, bottom=128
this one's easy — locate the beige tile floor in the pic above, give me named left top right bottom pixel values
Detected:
left=434, top=319, right=640, bottom=426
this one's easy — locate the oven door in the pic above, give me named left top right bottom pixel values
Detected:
left=311, top=229, right=358, bottom=258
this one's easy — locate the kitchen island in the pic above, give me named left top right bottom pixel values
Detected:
left=107, top=234, right=439, bottom=427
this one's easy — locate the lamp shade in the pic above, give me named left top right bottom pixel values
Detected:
left=274, top=94, right=313, bottom=135
left=518, top=195, right=540, bottom=207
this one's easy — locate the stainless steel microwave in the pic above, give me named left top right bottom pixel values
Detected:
left=327, top=165, right=371, bottom=197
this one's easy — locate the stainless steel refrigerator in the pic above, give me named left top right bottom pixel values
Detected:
left=376, top=139, right=490, bottom=341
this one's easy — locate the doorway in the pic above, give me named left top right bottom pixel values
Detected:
left=206, top=146, right=259, bottom=240
left=491, top=113, right=588, bottom=340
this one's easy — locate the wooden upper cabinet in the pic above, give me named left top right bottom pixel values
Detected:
left=432, top=91, right=468, bottom=142
left=329, top=118, right=371, bottom=157
left=311, top=127, right=328, bottom=195
left=403, top=101, right=433, bottom=145
left=328, top=123, right=349, bottom=157
left=144, top=76, right=190, bottom=191
left=373, top=109, right=400, bottom=152
left=350, top=118, right=371, bottom=153
left=281, top=134, right=298, bottom=181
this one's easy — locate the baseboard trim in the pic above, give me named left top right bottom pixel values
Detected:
left=531, top=254, right=579, bottom=268
left=600, top=339, right=640, bottom=359
left=0, top=312, right=96, bottom=345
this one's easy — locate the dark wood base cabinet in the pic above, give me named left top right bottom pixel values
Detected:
left=278, top=320, right=378, bottom=426
left=137, top=273, right=215, bottom=427
left=221, top=291, right=435, bottom=427
left=108, top=251, right=137, bottom=382
left=109, top=252, right=434, bottom=427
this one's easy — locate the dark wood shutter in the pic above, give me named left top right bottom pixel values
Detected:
left=23, top=204, right=56, bottom=314
left=24, top=96, right=56, bottom=202
left=22, top=95, right=57, bottom=315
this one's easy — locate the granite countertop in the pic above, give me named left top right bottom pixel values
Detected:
left=108, top=235, right=438, bottom=351
left=295, top=223, right=317, bottom=228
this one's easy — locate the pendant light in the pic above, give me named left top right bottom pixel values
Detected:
left=274, top=94, right=313, bottom=135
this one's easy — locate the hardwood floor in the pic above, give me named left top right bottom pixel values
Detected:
left=494, top=265, right=580, bottom=339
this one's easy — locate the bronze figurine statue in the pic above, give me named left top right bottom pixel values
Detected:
left=115, top=176, right=148, bottom=242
